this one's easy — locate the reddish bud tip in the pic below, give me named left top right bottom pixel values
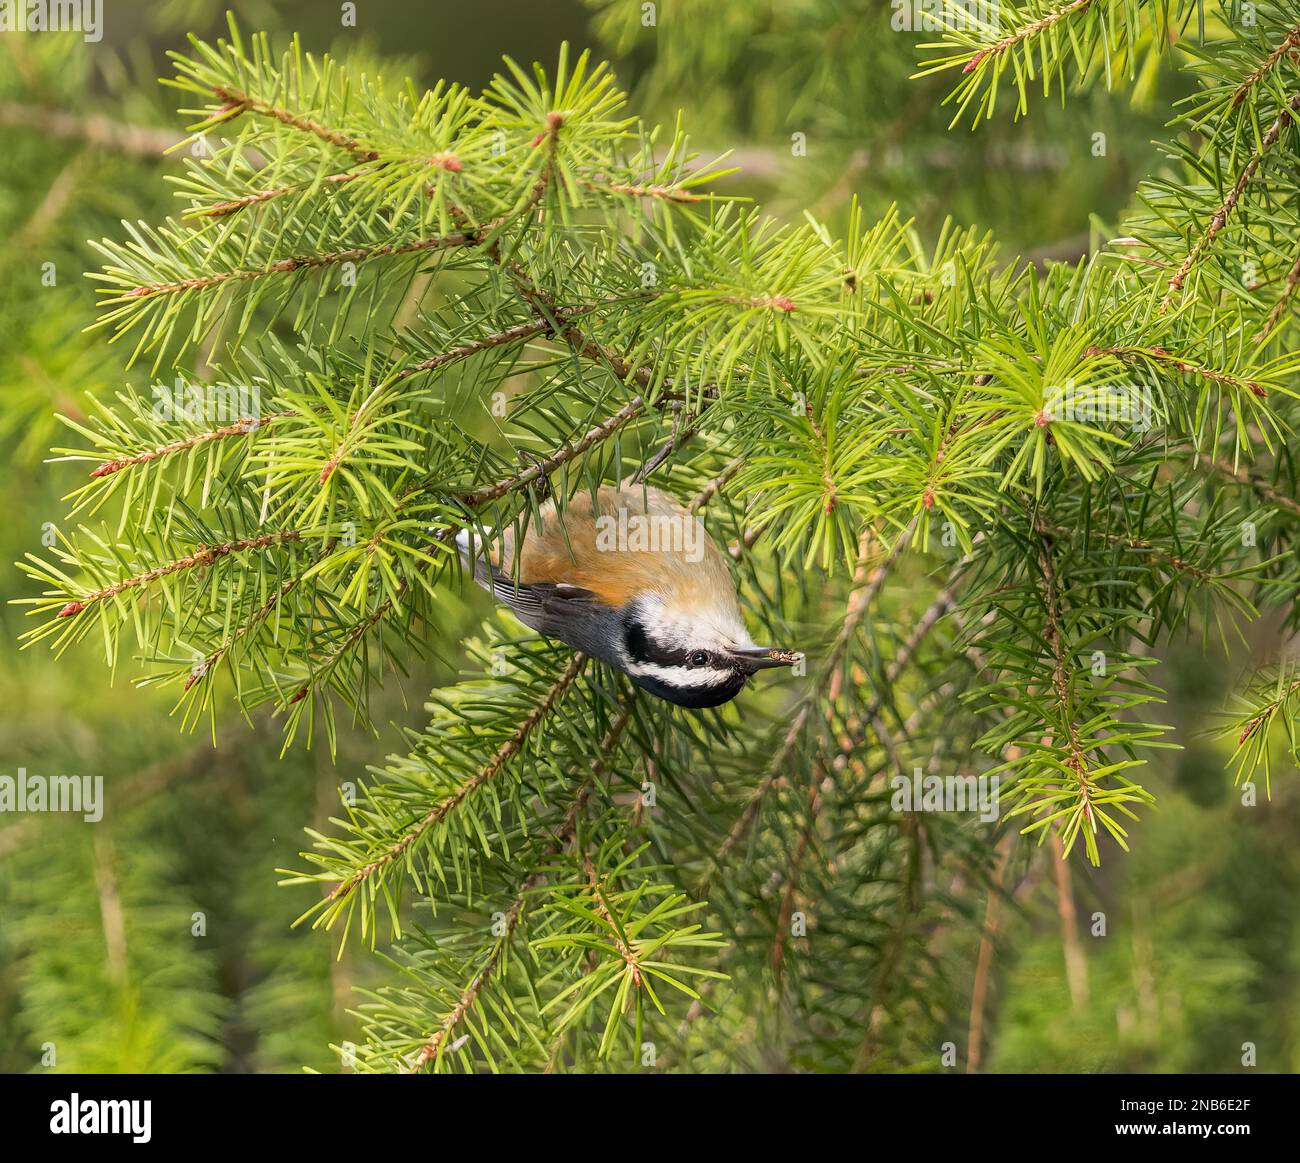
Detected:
left=56, top=601, right=85, bottom=618
left=183, top=671, right=204, bottom=692
left=922, top=488, right=935, bottom=511
left=546, top=111, right=564, bottom=129
left=289, top=687, right=308, bottom=704
left=1035, top=411, right=1050, bottom=428
left=90, top=460, right=124, bottom=478
left=772, top=295, right=797, bottom=312
left=1248, top=383, right=1267, bottom=398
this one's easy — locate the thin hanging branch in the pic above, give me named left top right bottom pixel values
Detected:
left=404, top=701, right=633, bottom=1073
left=329, top=653, right=587, bottom=905
left=1161, top=93, right=1300, bottom=312
left=56, top=529, right=302, bottom=618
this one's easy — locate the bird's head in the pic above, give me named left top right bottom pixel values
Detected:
left=618, top=594, right=798, bottom=708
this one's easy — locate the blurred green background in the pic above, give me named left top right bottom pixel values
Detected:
left=0, top=0, right=1296, bottom=1073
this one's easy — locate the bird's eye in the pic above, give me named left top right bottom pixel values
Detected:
left=689, top=650, right=710, bottom=667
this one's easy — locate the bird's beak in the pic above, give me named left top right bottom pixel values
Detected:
left=728, top=645, right=801, bottom=671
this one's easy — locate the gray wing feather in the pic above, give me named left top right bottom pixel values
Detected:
left=474, top=565, right=624, bottom=666
left=458, top=529, right=624, bottom=665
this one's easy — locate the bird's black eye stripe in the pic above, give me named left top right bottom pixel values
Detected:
left=623, top=616, right=728, bottom=671
left=624, top=619, right=649, bottom=662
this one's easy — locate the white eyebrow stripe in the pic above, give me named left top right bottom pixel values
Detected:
left=624, top=661, right=731, bottom=688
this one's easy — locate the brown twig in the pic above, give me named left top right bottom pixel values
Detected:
left=1038, top=521, right=1213, bottom=582
left=87, top=413, right=290, bottom=479
left=962, top=0, right=1095, bottom=76
left=0, top=101, right=184, bottom=156
left=210, top=85, right=380, bottom=160
left=407, top=702, right=633, bottom=1074
left=1254, top=248, right=1300, bottom=345
left=687, top=457, right=745, bottom=513
left=199, top=169, right=365, bottom=217
left=390, top=310, right=591, bottom=381
left=56, top=530, right=301, bottom=619
left=111, top=228, right=486, bottom=302
left=1231, top=24, right=1300, bottom=108
left=1033, top=517, right=1094, bottom=829
left=1161, top=93, right=1300, bottom=313
left=1209, top=457, right=1300, bottom=520
left=581, top=178, right=701, bottom=203
left=331, top=653, right=588, bottom=906
left=964, top=833, right=1014, bottom=1073
left=1086, top=344, right=1267, bottom=398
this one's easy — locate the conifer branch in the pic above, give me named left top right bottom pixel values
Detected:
left=458, top=398, right=649, bottom=507
left=1161, top=93, right=1300, bottom=312
left=1086, top=345, right=1267, bottom=398
left=187, top=545, right=330, bottom=689
left=851, top=813, right=923, bottom=1072
left=713, top=520, right=916, bottom=869
left=1210, top=458, right=1300, bottom=520
left=55, top=530, right=301, bottom=618
left=403, top=873, right=536, bottom=1072
left=88, top=414, right=289, bottom=479
left=327, top=653, right=587, bottom=905
left=111, top=228, right=486, bottom=302
left=1033, top=518, right=1097, bottom=847
left=403, top=699, right=632, bottom=1073
left=24, top=18, right=1300, bottom=1071
left=1231, top=23, right=1300, bottom=108
left=1254, top=248, right=1300, bottom=345
left=389, top=311, right=592, bottom=382
left=199, top=169, right=364, bottom=217
left=962, top=0, right=1095, bottom=76
left=208, top=84, right=380, bottom=159
left=581, top=178, right=701, bottom=203
left=1039, top=522, right=1214, bottom=582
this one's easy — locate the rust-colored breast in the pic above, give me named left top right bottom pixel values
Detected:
left=492, top=484, right=732, bottom=610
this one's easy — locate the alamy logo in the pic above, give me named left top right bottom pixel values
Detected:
left=890, top=0, right=1001, bottom=33
left=50, top=1094, right=151, bottom=1143
left=1043, top=381, right=1155, bottom=432
left=890, top=767, right=1001, bottom=822
left=594, top=508, right=706, bottom=563
left=151, top=377, right=262, bottom=425
left=0, top=1, right=103, bottom=42
left=0, top=768, right=102, bottom=822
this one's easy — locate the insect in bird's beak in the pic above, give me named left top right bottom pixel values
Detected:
left=727, top=645, right=801, bottom=672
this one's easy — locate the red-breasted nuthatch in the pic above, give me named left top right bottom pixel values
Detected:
left=457, top=482, right=798, bottom=707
